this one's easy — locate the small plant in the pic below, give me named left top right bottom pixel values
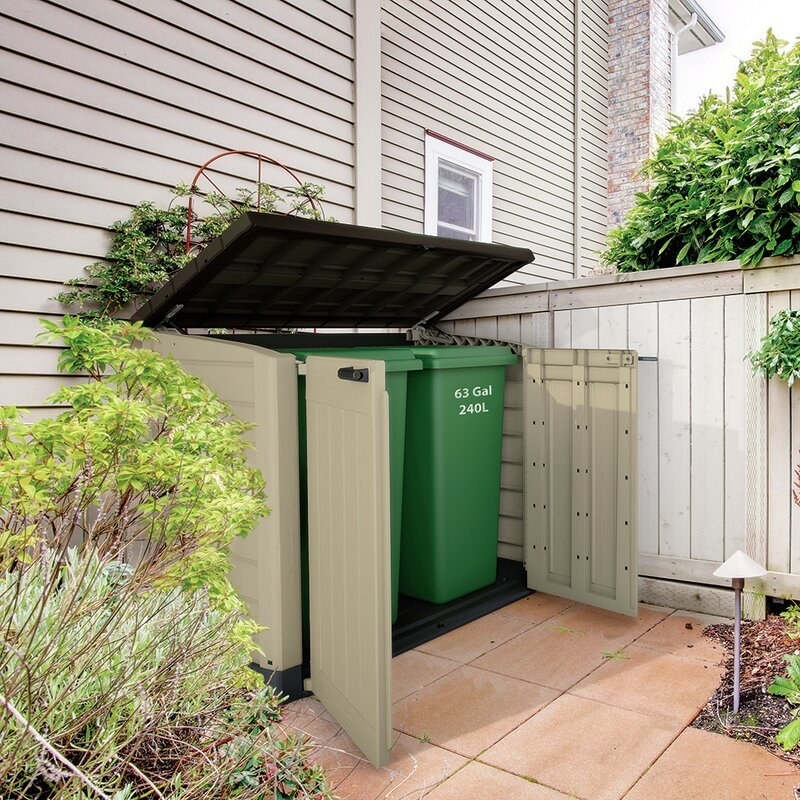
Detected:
left=740, top=711, right=762, bottom=727
left=779, top=599, right=800, bottom=637
left=58, top=179, right=329, bottom=320
left=768, top=655, right=800, bottom=750
left=2, top=317, right=268, bottom=618
left=748, top=309, right=800, bottom=387
left=602, top=649, right=630, bottom=660
left=550, top=625, right=586, bottom=635
left=0, top=549, right=332, bottom=798
left=0, top=319, right=332, bottom=798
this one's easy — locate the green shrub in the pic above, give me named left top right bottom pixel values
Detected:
left=602, top=31, right=800, bottom=272
left=0, top=319, right=332, bottom=798
left=0, top=549, right=331, bottom=798
left=748, top=308, right=800, bottom=386
left=769, top=654, right=800, bottom=751
left=1, top=317, right=267, bottom=617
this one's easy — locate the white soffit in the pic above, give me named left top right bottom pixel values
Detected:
left=670, top=0, right=725, bottom=54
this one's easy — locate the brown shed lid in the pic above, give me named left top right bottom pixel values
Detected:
left=131, top=212, right=534, bottom=329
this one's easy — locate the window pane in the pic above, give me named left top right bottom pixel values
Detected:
left=438, top=163, right=478, bottom=231
left=437, top=223, right=475, bottom=240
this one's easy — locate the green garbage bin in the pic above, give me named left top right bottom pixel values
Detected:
left=284, top=348, right=422, bottom=630
left=400, top=346, right=519, bottom=604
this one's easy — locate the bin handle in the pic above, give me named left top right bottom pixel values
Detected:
left=337, top=366, right=370, bottom=383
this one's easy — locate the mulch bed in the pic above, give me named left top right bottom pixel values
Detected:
left=692, top=613, right=800, bottom=768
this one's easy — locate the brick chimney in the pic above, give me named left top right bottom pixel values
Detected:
left=608, top=0, right=672, bottom=228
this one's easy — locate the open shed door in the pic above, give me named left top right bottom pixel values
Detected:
left=304, top=355, right=392, bottom=768
left=523, top=349, right=638, bottom=616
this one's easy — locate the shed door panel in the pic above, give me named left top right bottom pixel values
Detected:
left=524, top=349, right=638, bottom=616
left=305, top=355, right=392, bottom=768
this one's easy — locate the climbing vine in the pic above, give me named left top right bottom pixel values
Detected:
left=58, top=180, right=329, bottom=320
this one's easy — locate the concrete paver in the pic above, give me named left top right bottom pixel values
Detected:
left=623, top=727, right=800, bottom=800
left=279, top=594, right=800, bottom=799
left=393, top=664, right=559, bottom=757
left=479, top=693, right=681, bottom=800
left=425, top=761, right=575, bottom=800
left=570, top=643, right=724, bottom=724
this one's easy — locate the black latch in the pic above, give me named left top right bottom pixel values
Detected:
left=337, top=366, right=369, bottom=383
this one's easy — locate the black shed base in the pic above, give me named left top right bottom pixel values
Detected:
left=392, top=558, right=530, bottom=656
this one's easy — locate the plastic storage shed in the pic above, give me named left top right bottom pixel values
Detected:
left=134, top=213, right=639, bottom=768
left=133, top=214, right=536, bottom=768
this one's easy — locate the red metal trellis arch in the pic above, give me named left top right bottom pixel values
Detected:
left=184, top=149, right=324, bottom=254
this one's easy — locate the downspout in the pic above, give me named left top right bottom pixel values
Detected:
left=573, top=0, right=583, bottom=279
left=670, top=13, right=697, bottom=113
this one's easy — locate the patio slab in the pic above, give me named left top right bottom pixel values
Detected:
left=425, top=760, right=576, bottom=799
left=392, top=649, right=460, bottom=704
left=331, top=732, right=469, bottom=800
left=473, top=619, right=621, bottom=691
left=479, top=693, right=681, bottom=800
left=570, top=643, right=724, bottom=724
left=623, top=727, right=800, bottom=800
left=416, top=608, right=532, bottom=663
left=633, top=610, right=728, bottom=662
left=392, top=663, right=559, bottom=758
left=280, top=594, right=800, bottom=800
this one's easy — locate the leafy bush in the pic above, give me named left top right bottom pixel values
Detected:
left=1, top=317, right=267, bottom=619
left=58, top=181, right=329, bottom=319
left=0, top=319, right=332, bottom=798
left=748, top=309, right=800, bottom=386
left=602, top=31, right=800, bottom=272
left=769, top=655, right=800, bottom=750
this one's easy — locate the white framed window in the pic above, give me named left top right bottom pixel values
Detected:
left=424, top=132, right=493, bottom=242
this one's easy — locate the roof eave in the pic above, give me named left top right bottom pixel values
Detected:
left=669, top=0, right=725, bottom=55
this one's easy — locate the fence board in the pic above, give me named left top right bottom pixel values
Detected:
left=474, top=317, right=499, bottom=338
left=657, top=300, right=691, bottom=558
left=522, top=312, right=552, bottom=346
left=767, top=291, right=792, bottom=573
left=554, top=310, right=571, bottom=347
left=571, top=308, right=599, bottom=348
left=598, top=305, right=628, bottom=349
left=497, top=315, right=522, bottom=343
left=628, top=303, right=659, bottom=555
left=689, top=297, right=725, bottom=561
left=791, top=291, right=800, bottom=574
left=723, top=294, right=747, bottom=557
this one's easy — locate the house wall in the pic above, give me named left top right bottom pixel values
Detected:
left=440, top=256, right=800, bottom=617
left=1, top=0, right=610, bottom=410
left=0, top=0, right=357, bottom=411
left=381, top=0, right=609, bottom=284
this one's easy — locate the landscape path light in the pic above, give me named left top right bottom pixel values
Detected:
left=712, top=550, right=768, bottom=714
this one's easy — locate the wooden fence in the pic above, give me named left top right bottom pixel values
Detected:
left=439, top=255, right=800, bottom=617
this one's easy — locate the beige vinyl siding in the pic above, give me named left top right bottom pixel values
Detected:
left=381, top=0, right=608, bottom=284
left=0, top=0, right=356, bottom=409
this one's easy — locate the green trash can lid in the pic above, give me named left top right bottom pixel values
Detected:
left=280, top=347, right=422, bottom=373
left=406, top=345, right=518, bottom=369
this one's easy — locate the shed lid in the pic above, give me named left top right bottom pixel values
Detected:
left=131, top=213, right=535, bottom=330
